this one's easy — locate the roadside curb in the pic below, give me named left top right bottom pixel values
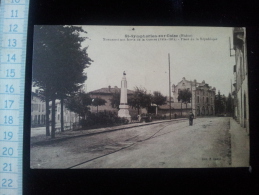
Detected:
left=31, top=118, right=187, bottom=146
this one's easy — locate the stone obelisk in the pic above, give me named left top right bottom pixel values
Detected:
left=118, top=71, right=131, bottom=122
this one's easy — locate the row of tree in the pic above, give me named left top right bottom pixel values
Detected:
left=33, top=25, right=93, bottom=138
left=65, top=93, right=107, bottom=120
left=65, top=89, right=234, bottom=121
left=215, top=91, right=234, bottom=116
left=65, top=87, right=168, bottom=119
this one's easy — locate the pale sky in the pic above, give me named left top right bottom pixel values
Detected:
left=81, top=26, right=235, bottom=96
left=33, top=26, right=236, bottom=96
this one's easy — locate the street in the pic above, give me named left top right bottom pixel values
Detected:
left=31, top=117, right=232, bottom=168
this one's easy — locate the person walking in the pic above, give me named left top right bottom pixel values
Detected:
left=189, top=111, right=194, bottom=126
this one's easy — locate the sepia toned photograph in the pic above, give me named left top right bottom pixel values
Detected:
left=30, top=26, right=249, bottom=169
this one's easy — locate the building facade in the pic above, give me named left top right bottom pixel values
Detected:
left=49, top=100, right=79, bottom=129
left=31, top=92, right=46, bottom=127
left=172, top=77, right=216, bottom=117
left=232, top=27, right=249, bottom=129
left=31, top=91, right=79, bottom=128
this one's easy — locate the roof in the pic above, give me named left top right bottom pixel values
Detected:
left=89, top=87, right=134, bottom=95
left=174, top=77, right=216, bottom=90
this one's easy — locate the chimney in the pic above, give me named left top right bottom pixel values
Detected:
left=108, top=85, right=111, bottom=91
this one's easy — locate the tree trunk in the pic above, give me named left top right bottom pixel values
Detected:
left=45, top=94, right=50, bottom=136
left=51, top=98, right=56, bottom=138
left=181, top=102, right=183, bottom=117
left=60, top=97, right=64, bottom=132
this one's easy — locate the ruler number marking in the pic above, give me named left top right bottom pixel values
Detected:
left=3, top=131, right=14, bottom=140
left=7, top=54, right=16, bottom=62
left=2, top=147, right=14, bottom=156
left=4, top=116, right=14, bottom=124
left=8, top=39, right=17, bottom=47
left=5, top=85, right=14, bottom=93
left=3, top=163, right=12, bottom=171
left=2, top=178, right=13, bottom=188
left=6, top=69, right=16, bottom=77
left=9, top=24, right=18, bottom=32
left=4, top=100, right=15, bottom=108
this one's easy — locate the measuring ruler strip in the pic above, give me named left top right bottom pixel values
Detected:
left=0, top=0, right=30, bottom=194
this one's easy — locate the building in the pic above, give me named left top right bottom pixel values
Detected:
left=49, top=100, right=79, bottom=129
left=232, top=27, right=249, bottom=129
left=158, top=100, right=192, bottom=118
left=31, top=91, right=46, bottom=127
left=88, top=86, right=145, bottom=116
left=31, top=91, right=79, bottom=128
left=172, top=77, right=216, bottom=117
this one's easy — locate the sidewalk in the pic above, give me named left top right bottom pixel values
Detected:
left=31, top=118, right=187, bottom=146
left=229, top=118, right=250, bottom=167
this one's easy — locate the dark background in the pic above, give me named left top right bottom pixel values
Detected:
left=24, top=0, right=259, bottom=194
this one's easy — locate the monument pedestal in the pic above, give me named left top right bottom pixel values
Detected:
left=118, top=105, right=131, bottom=122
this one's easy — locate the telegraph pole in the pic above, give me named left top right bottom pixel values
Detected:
left=168, top=53, right=171, bottom=120
left=191, top=81, right=193, bottom=111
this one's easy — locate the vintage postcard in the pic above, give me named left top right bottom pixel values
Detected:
left=30, top=26, right=249, bottom=168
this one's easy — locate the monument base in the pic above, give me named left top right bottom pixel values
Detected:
left=118, top=106, right=131, bottom=123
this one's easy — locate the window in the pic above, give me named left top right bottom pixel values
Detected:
left=42, top=104, right=44, bottom=112
left=197, top=96, right=199, bottom=103
left=38, top=104, right=40, bottom=112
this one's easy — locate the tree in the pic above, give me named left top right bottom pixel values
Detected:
left=65, top=92, right=92, bottom=120
left=128, top=87, right=152, bottom=114
left=215, top=91, right=226, bottom=115
left=152, top=91, right=167, bottom=106
left=32, top=25, right=92, bottom=138
left=178, top=89, right=192, bottom=116
left=92, top=97, right=107, bottom=113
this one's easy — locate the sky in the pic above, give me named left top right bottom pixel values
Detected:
left=80, top=26, right=235, bottom=96
left=33, top=26, right=236, bottom=96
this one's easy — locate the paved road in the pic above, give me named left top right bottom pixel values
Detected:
left=30, top=117, right=232, bottom=168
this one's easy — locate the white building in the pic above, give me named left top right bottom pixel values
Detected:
left=172, top=77, right=216, bottom=117
left=232, top=27, right=249, bottom=129
left=31, top=92, right=46, bottom=127
left=31, top=90, right=79, bottom=128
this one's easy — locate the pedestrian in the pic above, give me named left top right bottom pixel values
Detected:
left=189, top=111, right=194, bottom=126
left=137, top=114, right=141, bottom=122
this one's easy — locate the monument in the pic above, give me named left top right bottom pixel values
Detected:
left=118, top=71, right=131, bottom=122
